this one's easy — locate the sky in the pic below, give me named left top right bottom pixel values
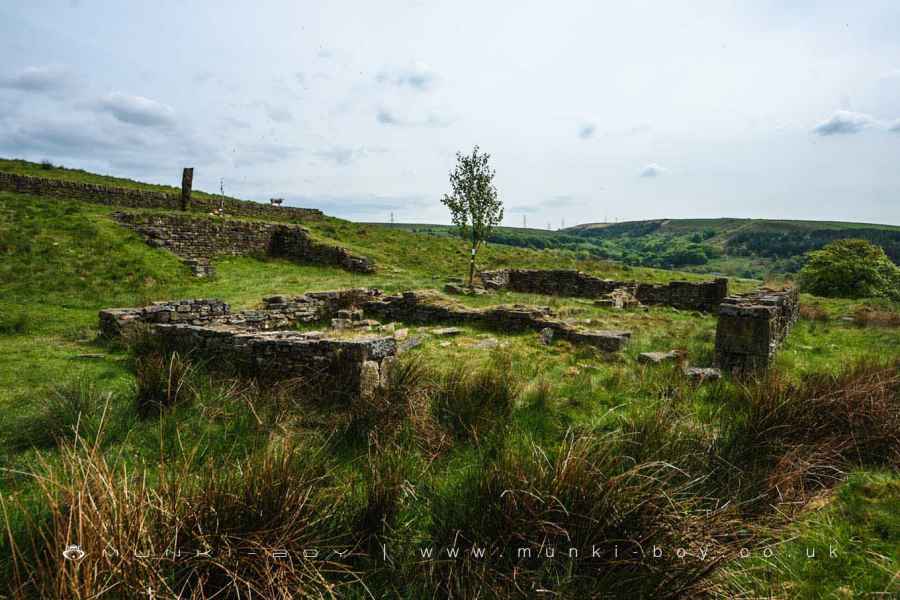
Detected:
left=1, top=1, right=899, bottom=226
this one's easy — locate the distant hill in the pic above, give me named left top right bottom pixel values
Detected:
left=385, top=218, right=900, bottom=279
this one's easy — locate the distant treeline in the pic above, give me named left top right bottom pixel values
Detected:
left=725, top=229, right=900, bottom=264
left=396, top=221, right=900, bottom=277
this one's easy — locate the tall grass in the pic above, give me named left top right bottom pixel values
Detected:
left=431, top=354, right=520, bottom=443
left=2, top=435, right=363, bottom=599
left=3, top=353, right=898, bottom=598
left=715, top=359, right=900, bottom=514
left=419, top=430, right=735, bottom=598
left=0, top=378, right=117, bottom=452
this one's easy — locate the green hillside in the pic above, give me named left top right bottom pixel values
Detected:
left=388, top=218, right=900, bottom=279
left=1, top=161, right=899, bottom=598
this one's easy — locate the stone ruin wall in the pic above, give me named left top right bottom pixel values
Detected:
left=98, top=282, right=800, bottom=405
left=112, top=212, right=375, bottom=274
left=714, top=287, right=800, bottom=371
left=480, top=269, right=800, bottom=371
left=0, top=171, right=323, bottom=222
left=99, top=289, right=394, bottom=400
left=363, top=290, right=631, bottom=352
left=99, top=286, right=632, bottom=402
left=480, top=269, right=728, bottom=312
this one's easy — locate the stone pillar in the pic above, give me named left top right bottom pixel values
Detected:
left=180, top=167, right=193, bottom=211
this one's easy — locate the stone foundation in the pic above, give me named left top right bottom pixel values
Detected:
left=112, top=212, right=375, bottom=274
left=480, top=269, right=728, bottom=312
left=99, top=289, right=381, bottom=338
left=714, top=287, right=799, bottom=371
left=153, top=325, right=396, bottom=401
left=99, top=289, right=392, bottom=400
left=0, top=171, right=322, bottom=222
left=364, top=290, right=630, bottom=351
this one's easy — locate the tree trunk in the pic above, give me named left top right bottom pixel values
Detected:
left=467, top=240, right=477, bottom=287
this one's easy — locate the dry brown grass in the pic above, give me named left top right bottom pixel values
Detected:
left=852, top=305, right=900, bottom=327
left=799, top=303, right=829, bottom=322
left=2, top=435, right=364, bottom=599
left=718, top=359, right=900, bottom=514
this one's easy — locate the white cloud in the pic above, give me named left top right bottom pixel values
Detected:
left=0, top=65, right=74, bottom=95
left=890, top=120, right=900, bottom=133
left=263, top=102, right=293, bottom=123
left=577, top=122, right=596, bottom=139
left=96, top=92, right=176, bottom=127
left=315, top=146, right=369, bottom=166
left=812, top=110, right=878, bottom=136
left=639, top=163, right=667, bottom=178
left=377, top=61, right=437, bottom=91
left=376, top=106, right=451, bottom=127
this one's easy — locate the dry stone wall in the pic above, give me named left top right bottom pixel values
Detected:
left=155, top=325, right=396, bottom=401
left=99, top=289, right=381, bottom=338
left=714, top=287, right=799, bottom=371
left=364, top=290, right=631, bottom=351
left=0, top=171, right=322, bottom=222
left=480, top=269, right=728, bottom=312
left=112, top=212, right=375, bottom=274
left=99, top=289, right=393, bottom=401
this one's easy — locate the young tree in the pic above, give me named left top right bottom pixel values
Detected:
left=441, top=146, right=504, bottom=287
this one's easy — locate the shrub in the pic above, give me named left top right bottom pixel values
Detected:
left=799, top=239, right=900, bottom=300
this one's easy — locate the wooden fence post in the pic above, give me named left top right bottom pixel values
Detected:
left=181, top=167, right=194, bottom=211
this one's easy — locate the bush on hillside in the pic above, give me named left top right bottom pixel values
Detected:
left=799, top=239, right=900, bottom=300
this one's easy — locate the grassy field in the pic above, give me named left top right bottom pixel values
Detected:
left=1, top=166, right=899, bottom=598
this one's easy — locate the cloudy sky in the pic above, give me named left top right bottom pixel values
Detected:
left=2, top=1, right=900, bottom=226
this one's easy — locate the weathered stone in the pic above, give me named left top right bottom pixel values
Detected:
left=714, top=287, right=799, bottom=371
left=112, top=212, right=375, bottom=274
left=638, top=350, right=684, bottom=365
left=363, top=290, right=631, bottom=352
left=397, top=335, right=424, bottom=353
left=0, top=171, right=323, bottom=222
left=379, top=355, right=396, bottom=387
left=358, top=361, right=381, bottom=399
left=480, top=269, right=727, bottom=312
left=444, top=283, right=489, bottom=296
left=606, top=287, right=641, bottom=309
left=433, top=327, right=463, bottom=336
left=393, top=328, right=409, bottom=341
left=353, top=319, right=380, bottom=329
left=683, top=367, right=722, bottom=381
left=539, top=327, right=555, bottom=345
left=561, top=330, right=630, bottom=352
left=473, top=337, right=500, bottom=349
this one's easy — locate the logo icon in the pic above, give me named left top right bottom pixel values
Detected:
left=62, top=544, right=86, bottom=561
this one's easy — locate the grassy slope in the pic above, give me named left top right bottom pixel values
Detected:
left=1, top=164, right=899, bottom=597
left=388, top=217, right=900, bottom=279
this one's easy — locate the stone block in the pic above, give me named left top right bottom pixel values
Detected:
left=638, top=350, right=684, bottom=365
